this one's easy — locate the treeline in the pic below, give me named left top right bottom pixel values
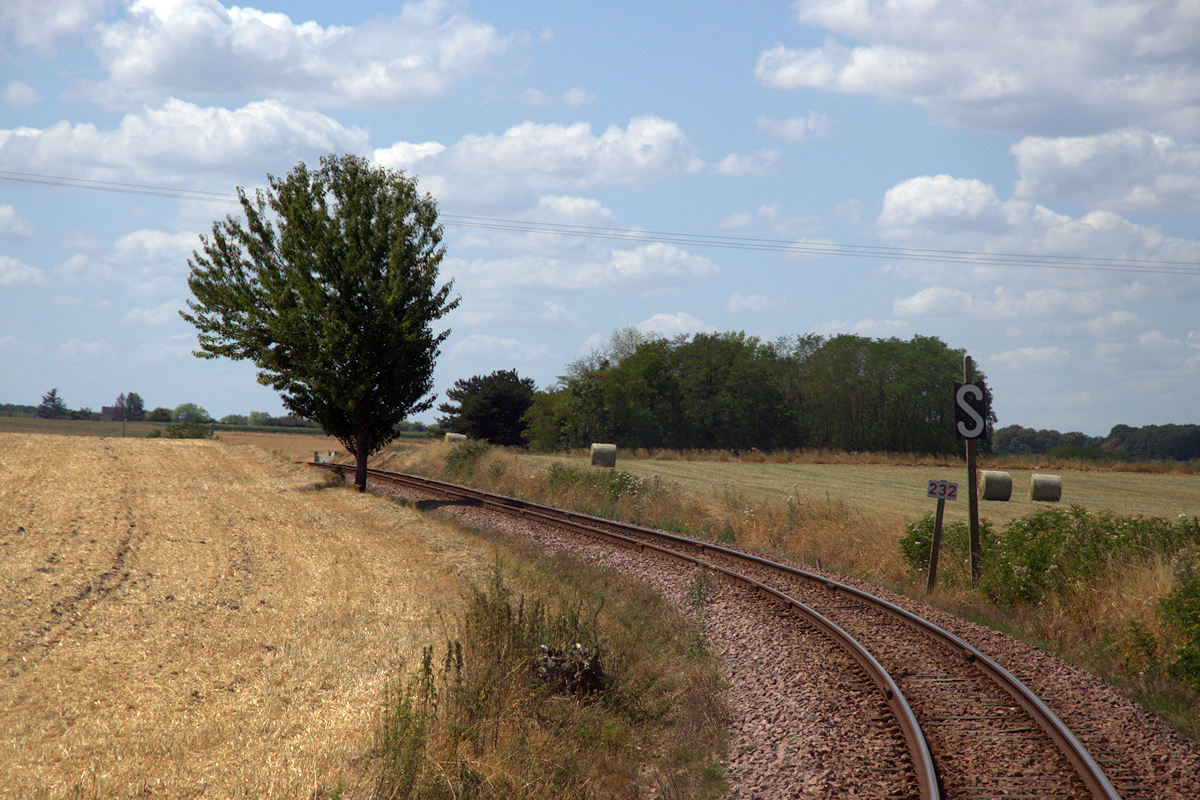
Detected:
left=995, top=424, right=1200, bottom=462
left=524, top=329, right=994, bottom=455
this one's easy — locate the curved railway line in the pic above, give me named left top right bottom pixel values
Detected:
left=312, top=462, right=1169, bottom=799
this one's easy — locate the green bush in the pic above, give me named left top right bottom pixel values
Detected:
left=899, top=513, right=996, bottom=589
left=984, top=508, right=1198, bottom=604
left=902, top=507, right=1200, bottom=606
left=1160, top=553, right=1200, bottom=692
left=443, top=440, right=491, bottom=479
left=545, top=462, right=643, bottom=502
left=163, top=421, right=211, bottom=439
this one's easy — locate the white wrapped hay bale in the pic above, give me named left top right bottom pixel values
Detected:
left=444, top=432, right=467, bottom=443
left=1030, top=473, right=1062, bottom=502
left=590, top=443, right=617, bottom=468
left=980, top=470, right=1012, bottom=501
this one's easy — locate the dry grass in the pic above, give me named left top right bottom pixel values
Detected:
left=0, top=433, right=497, bottom=798
left=373, top=442, right=909, bottom=585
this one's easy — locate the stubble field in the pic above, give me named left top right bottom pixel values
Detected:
left=0, top=433, right=495, bottom=798
left=525, top=453, right=1200, bottom=523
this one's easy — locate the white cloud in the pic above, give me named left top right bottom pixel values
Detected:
left=0, top=205, right=33, bottom=237
left=634, top=312, right=716, bottom=338
left=992, top=345, right=1071, bottom=367
left=534, top=301, right=582, bottom=326
left=0, top=98, right=368, bottom=187
left=756, top=2, right=1200, bottom=137
left=0, top=255, right=45, bottom=286
left=55, top=253, right=115, bottom=283
left=1013, top=128, right=1200, bottom=210
left=124, top=300, right=180, bottom=326
left=1, top=0, right=107, bottom=53
left=453, top=241, right=718, bottom=292
left=893, top=286, right=972, bottom=317
left=756, top=112, right=833, bottom=144
left=91, top=0, right=514, bottom=107
left=372, top=140, right=446, bottom=173
left=814, top=318, right=910, bottom=338
left=879, top=175, right=1026, bottom=235
left=718, top=204, right=819, bottom=237
left=1082, top=309, right=1141, bottom=338
left=521, top=87, right=597, bottom=107
left=134, top=336, right=195, bottom=363
left=726, top=292, right=784, bottom=313
left=58, top=337, right=108, bottom=360
left=449, top=334, right=553, bottom=361
left=3, top=80, right=37, bottom=107
left=878, top=175, right=1200, bottom=265
left=712, top=150, right=780, bottom=177
left=374, top=116, right=704, bottom=205
left=110, top=229, right=198, bottom=274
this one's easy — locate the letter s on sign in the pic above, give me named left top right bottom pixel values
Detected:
left=956, top=383, right=985, bottom=439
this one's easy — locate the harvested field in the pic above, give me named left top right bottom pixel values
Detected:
left=213, top=430, right=344, bottom=464
left=0, top=433, right=496, bottom=798
left=525, top=453, right=1200, bottom=523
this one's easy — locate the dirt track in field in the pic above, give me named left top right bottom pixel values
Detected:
left=0, top=433, right=495, bottom=798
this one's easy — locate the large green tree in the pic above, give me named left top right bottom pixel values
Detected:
left=182, top=154, right=458, bottom=490
left=438, top=369, right=536, bottom=446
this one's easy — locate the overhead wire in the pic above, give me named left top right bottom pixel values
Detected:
left=3, top=168, right=1198, bottom=277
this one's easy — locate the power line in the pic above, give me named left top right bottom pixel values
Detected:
left=3, top=168, right=1198, bottom=277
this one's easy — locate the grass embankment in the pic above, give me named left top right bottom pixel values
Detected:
left=370, top=545, right=728, bottom=800
left=372, top=441, right=1200, bottom=741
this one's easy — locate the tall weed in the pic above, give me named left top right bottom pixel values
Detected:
left=371, top=562, right=727, bottom=800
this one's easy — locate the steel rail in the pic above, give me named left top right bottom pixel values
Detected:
left=316, top=462, right=939, bottom=799
left=317, top=463, right=1123, bottom=800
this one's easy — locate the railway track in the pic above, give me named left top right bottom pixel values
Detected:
left=313, top=462, right=1135, bottom=800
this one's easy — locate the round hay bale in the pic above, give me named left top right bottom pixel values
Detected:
left=980, top=470, right=1012, bottom=501
left=1030, top=473, right=1062, bottom=502
left=444, top=432, right=467, bottom=443
left=590, top=443, right=617, bottom=468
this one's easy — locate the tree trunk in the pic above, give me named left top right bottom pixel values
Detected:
left=355, top=434, right=369, bottom=493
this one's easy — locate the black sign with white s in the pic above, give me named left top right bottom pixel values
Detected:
left=954, top=382, right=987, bottom=440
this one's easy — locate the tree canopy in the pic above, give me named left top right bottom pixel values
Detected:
left=438, top=369, right=536, bottom=446
left=994, top=423, right=1200, bottom=462
left=182, top=153, right=458, bottom=490
left=525, top=329, right=992, bottom=455
left=172, top=403, right=211, bottom=423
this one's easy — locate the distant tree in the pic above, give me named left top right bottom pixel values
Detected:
left=125, top=392, right=145, bottom=421
left=147, top=407, right=173, bottom=422
left=70, top=406, right=97, bottom=420
left=182, top=154, right=459, bottom=491
left=438, top=369, right=536, bottom=446
left=220, top=414, right=249, bottom=425
left=523, top=389, right=572, bottom=452
left=173, top=403, right=211, bottom=423
left=248, top=411, right=272, bottom=426
left=0, top=403, right=37, bottom=417
left=112, top=393, right=127, bottom=421
left=36, top=388, right=69, bottom=419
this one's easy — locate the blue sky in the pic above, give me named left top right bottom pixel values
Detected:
left=1, top=0, right=1198, bottom=435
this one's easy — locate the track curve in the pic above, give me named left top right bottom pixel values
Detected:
left=316, top=463, right=1125, bottom=800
